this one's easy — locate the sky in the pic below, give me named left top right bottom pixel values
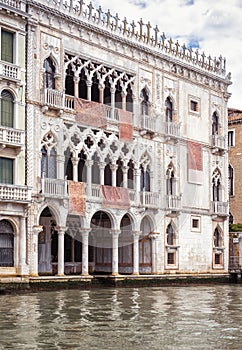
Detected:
left=91, top=0, right=242, bottom=109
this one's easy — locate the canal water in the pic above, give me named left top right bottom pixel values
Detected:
left=0, top=285, right=241, bottom=350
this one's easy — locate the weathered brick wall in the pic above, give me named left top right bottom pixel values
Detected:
left=229, top=110, right=242, bottom=224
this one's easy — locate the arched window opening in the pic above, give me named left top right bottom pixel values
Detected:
left=104, top=78, right=111, bottom=105
left=212, top=169, right=221, bottom=202
left=92, top=153, right=100, bottom=184
left=78, top=150, right=87, bottom=182
left=214, top=227, right=222, bottom=248
left=0, top=220, right=14, bottom=267
left=64, top=148, right=73, bottom=181
left=140, top=165, right=150, bottom=192
left=126, top=85, right=133, bottom=112
left=212, top=112, right=219, bottom=136
left=228, top=164, right=233, bottom=196
left=65, top=65, right=74, bottom=96
left=104, top=156, right=112, bottom=186
left=141, top=88, right=149, bottom=115
left=41, top=133, right=57, bottom=179
left=0, top=90, right=14, bottom=128
left=91, top=73, right=100, bottom=102
left=166, top=164, right=175, bottom=195
left=166, top=223, right=175, bottom=246
left=127, top=160, right=134, bottom=189
left=165, top=97, right=173, bottom=122
left=229, top=212, right=233, bottom=224
left=116, top=158, right=123, bottom=187
left=139, top=217, right=152, bottom=269
left=43, top=57, right=55, bottom=89
left=115, top=81, right=122, bottom=109
left=79, top=69, right=87, bottom=100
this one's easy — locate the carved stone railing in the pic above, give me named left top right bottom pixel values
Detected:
left=0, top=61, right=20, bottom=81
left=140, top=191, right=160, bottom=208
left=0, top=126, right=25, bottom=147
left=38, top=176, right=68, bottom=197
left=0, top=184, right=30, bottom=202
left=0, top=0, right=26, bottom=12
left=34, top=0, right=227, bottom=77
left=138, top=114, right=156, bottom=133
left=91, top=184, right=101, bottom=198
left=164, top=122, right=181, bottom=139
left=211, top=135, right=226, bottom=150
left=105, top=106, right=120, bottom=122
left=166, top=195, right=181, bottom=211
left=211, top=201, right=228, bottom=216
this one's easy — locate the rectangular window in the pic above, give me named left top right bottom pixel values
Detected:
left=190, top=100, right=198, bottom=112
left=0, top=157, right=13, bottom=184
left=189, top=95, right=200, bottom=115
left=228, top=130, right=235, bottom=147
left=214, top=253, right=222, bottom=265
left=191, top=216, right=201, bottom=232
left=167, top=252, right=175, bottom=265
left=1, top=30, right=13, bottom=63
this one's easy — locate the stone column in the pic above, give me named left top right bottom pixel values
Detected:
left=57, top=155, right=65, bottom=180
left=149, top=233, right=159, bottom=274
left=71, top=157, right=79, bottom=182
left=134, top=168, right=141, bottom=205
left=122, top=166, right=128, bottom=188
left=99, top=84, right=104, bottom=104
left=111, top=86, right=115, bottom=119
left=87, top=80, right=92, bottom=101
left=111, top=164, right=118, bottom=187
left=122, top=92, right=127, bottom=111
left=18, top=216, right=27, bottom=276
left=74, top=77, right=79, bottom=98
left=81, top=229, right=91, bottom=276
left=86, top=159, right=93, bottom=197
left=57, top=226, right=67, bottom=276
left=99, top=162, right=105, bottom=185
left=110, top=230, right=121, bottom=276
left=30, top=225, right=43, bottom=277
left=132, top=231, right=141, bottom=275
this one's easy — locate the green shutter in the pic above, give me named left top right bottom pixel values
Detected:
left=1, top=30, right=13, bottom=63
left=0, top=158, right=13, bottom=184
left=1, top=90, right=14, bottom=127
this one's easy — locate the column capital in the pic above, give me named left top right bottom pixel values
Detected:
left=149, top=232, right=160, bottom=240
left=56, top=226, right=68, bottom=235
left=86, top=159, right=93, bottom=167
left=71, top=157, right=79, bottom=166
left=80, top=228, right=91, bottom=237
left=110, top=229, right=121, bottom=237
left=98, top=162, right=106, bottom=170
left=33, top=225, right=43, bottom=235
left=110, top=164, right=118, bottom=171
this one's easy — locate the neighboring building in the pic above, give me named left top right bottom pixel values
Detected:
left=228, top=108, right=242, bottom=270
left=0, top=0, right=231, bottom=278
left=0, top=1, right=31, bottom=276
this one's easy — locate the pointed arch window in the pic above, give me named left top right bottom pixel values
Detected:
left=92, top=153, right=100, bottom=184
left=115, top=80, right=122, bottom=109
left=141, top=88, right=149, bottom=116
left=127, top=160, right=134, bottom=189
left=167, top=223, right=175, bottom=246
left=212, top=112, right=219, bottom=136
left=116, top=158, right=123, bottom=187
left=165, top=97, right=173, bottom=122
left=228, top=164, right=234, bottom=196
left=65, top=64, right=74, bottom=96
left=0, top=220, right=14, bottom=267
left=79, top=69, right=87, bottom=99
left=140, top=165, right=150, bottom=192
left=43, top=57, right=56, bottom=89
left=0, top=90, right=14, bottom=128
left=166, top=164, right=175, bottom=195
left=214, top=227, right=222, bottom=248
left=41, top=133, right=57, bottom=179
left=126, top=85, right=133, bottom=112
left=212, top=169, right=221, bottom=202
left=78, top=150, right=87, bottom=182
left=91, top=73, right=100, bottom=102
left=64, top=148, right=73, bottom=181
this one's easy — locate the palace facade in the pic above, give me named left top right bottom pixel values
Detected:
left=0, top=0, right=231, bottom=278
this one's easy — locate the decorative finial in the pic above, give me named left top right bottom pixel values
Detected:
left=138, top=18, right=144, bottom=41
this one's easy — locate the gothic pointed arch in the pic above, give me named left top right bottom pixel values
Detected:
left=0, top=219, right=14, bottom=267
left=140, top=86, right=150, bottom=116
left=43, top=56, right=56, bottom=89
left=212, top=168, right=222, bottom=202
left=40, top=132, right=57, bottom=178
left=165, top=96, right=173, bottom=122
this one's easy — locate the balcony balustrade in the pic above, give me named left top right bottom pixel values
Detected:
left=38, top=176, right=68, bottom=197
left=211, top=135, right=226, bottom=152
left=211, top=201, right=228, bottom=216
left=0, top=61, right=20, bottom=81
left=164, top=121, right=181, bottom=139
left=139, top=114, right=156, bottom=133
left=166, top=195, right=181, bottom=211
left=0, top=184, right=30, bottom=202
left=1, top=0, right=25, bottom=11
left=140, top=191, right=160, bottom=208
left=0, top=126, right=25, bottom=148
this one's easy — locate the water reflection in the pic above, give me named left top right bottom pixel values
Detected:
left=0, top=285, right=241, bottom=349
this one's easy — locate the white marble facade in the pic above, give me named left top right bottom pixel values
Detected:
left=0, top=0, right=231, bottom=277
